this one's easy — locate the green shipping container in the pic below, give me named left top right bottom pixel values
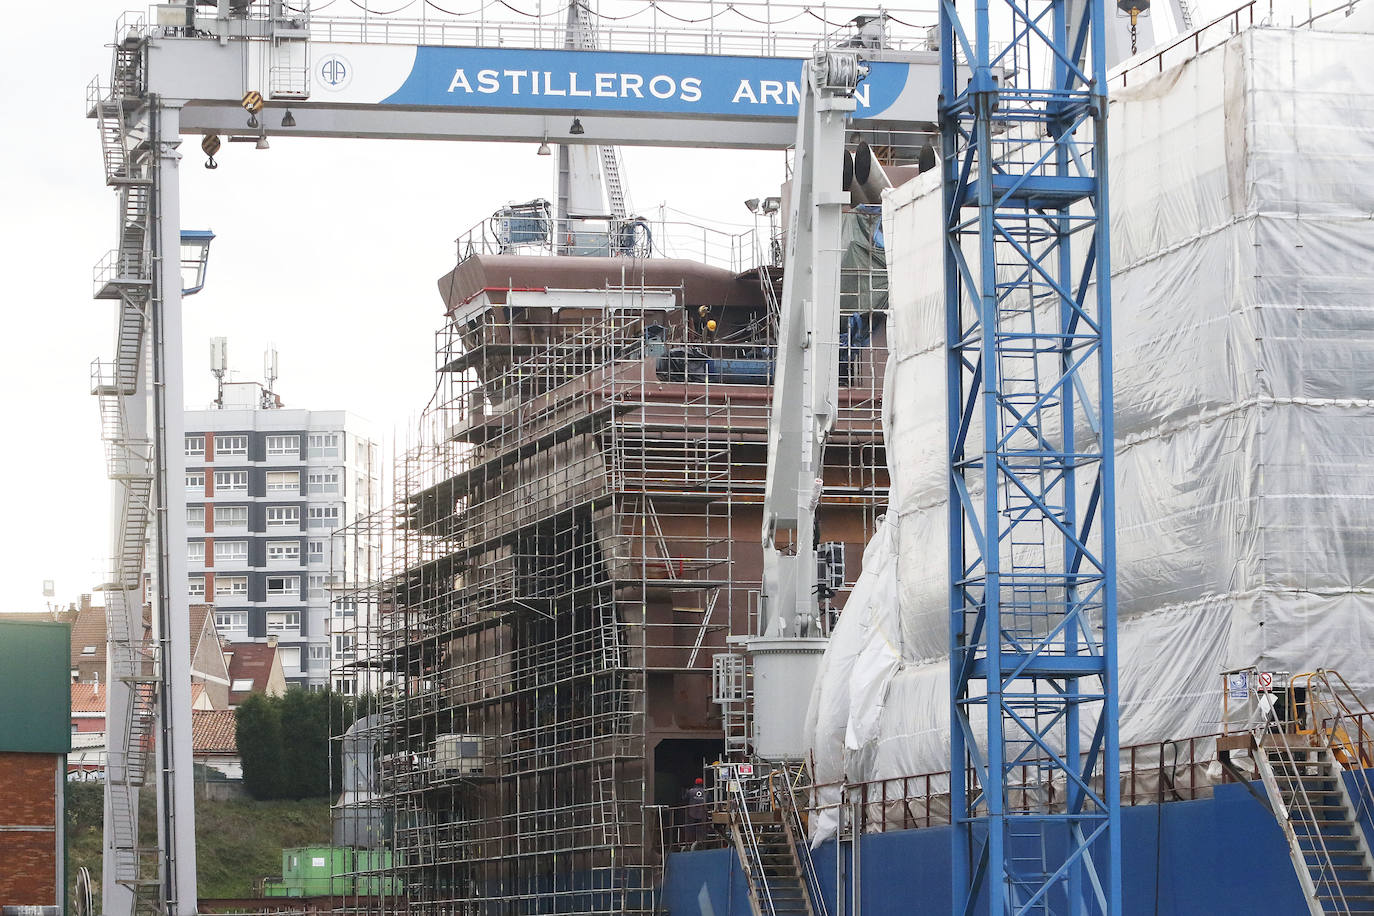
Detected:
left=262, top=845, right=400, bottom=897
left=264, top=846, right=353, bottom=896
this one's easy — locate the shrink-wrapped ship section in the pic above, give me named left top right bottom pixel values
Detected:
left=807, top=24, right=1374, bottom=841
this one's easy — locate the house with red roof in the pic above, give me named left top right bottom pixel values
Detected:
left=191, top=708, right=241, bottom=779
left=62, top=600, right=238, bottom=778
left=224, top=635, right=288, bottom=708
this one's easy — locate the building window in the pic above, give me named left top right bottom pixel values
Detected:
left=216, top=576, right=248, bottom=597
left=307, top=471, right=340, bottom=495
left=266, top=435, right=300, bottom=457
left=333, top=598, right=357, bottom=617
left=214, top=540, right=248, bottom=563
left=307, top=506, right=341, bottom=530
left=308, top=433, right=340, bottom=458
left=185, top=435, right=205, bottom=457
left=231, top=677, right=255, bottom=692
left=214, top=505, right=248, bottom=529
left=333, top=633, right=356, bottom=658
left=308, top=540, right=325, bottom=563
left=186, top=472, right=205, bottom=493
left=267, top=506, right=301, bottom=529
left=266, top=577, right=299, bottom=598
left=82, top=645, right=97, bottom=656
left=333, top=677, right=356, bottom=696
left=266, top=471, right=300, bottom=493
left=217, top=435, right=248, bottom=456
left=189, top=576, right=205, bottom=599
left=267, top=609, right=300, bottom=630
left=188, top=541, right=205, bottom=563
left=308, top=644, right=329, bottom=671
left=279, top=646, right=301, bottom=670
left=187, top=505, right=205, bottom=528
left=268, top=541, right=301, bottom=563
left=214, top=470, right=248, bottom=493
left=215, top=611, right=247, bottom=630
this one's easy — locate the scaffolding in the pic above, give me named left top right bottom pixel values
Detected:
left=328, top=212, right=889, bottom=913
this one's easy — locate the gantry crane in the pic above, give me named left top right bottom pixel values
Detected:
left=87, top=6, right=942, bottom=913
left=89, top=0, right=1119, bottom=911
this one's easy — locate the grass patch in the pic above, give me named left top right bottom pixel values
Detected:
left=66, top=783, right=331, bottom=907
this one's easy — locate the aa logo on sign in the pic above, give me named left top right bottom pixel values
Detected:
left=318, top=55, right=353, bottom=92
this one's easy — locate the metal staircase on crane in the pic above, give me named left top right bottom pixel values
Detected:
left=565, top=1, right=628, bottom=220
left=89, top=20, right=166, bottom=914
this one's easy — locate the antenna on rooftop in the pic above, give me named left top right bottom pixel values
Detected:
left=263, top=345, right=279, bottom=409
left=210, top=337, right=229, bottom=409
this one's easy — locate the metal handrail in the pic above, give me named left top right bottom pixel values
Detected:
left=1293, top=670, right=1374, bottom=826
left=812, top=731, right=1226, bottom=836
left=1253, top=697, right=1352, bottom=915
left=1294, top=670, right=1374, bottom=763
left=1109, top=0, right=1260, bottom=88
left=776, top=765, right=829, bottom=916
left=138, top=1, right=938, bottom=57
left=453, top=212, right=761, bottom=274
left=730, top=778, right=779, bottom=916
left=304, top=6, right=937, bottom=57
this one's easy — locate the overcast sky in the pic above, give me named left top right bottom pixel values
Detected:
left=0, top=2, right=793, bottom=611
left=0, top=0, right=1310, bottom=612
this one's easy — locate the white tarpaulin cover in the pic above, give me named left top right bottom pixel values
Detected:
left=806, top=23, right=1374, bottom=841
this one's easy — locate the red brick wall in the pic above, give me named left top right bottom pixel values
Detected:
left=0, top=752, right=59, bottom=906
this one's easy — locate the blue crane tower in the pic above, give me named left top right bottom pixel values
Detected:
left=939, top=0, right=1122, bottom=908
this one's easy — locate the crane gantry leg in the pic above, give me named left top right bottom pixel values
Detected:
left=939, top=0, right=1121, bottom=909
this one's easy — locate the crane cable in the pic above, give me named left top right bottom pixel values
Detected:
left=329, top=0, right=922, bottom=29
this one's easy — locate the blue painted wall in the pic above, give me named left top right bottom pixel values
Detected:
left=660, top=780, right=1344, bottom=915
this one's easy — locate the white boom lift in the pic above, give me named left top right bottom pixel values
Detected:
left=760, top=50, right=866, bottom=641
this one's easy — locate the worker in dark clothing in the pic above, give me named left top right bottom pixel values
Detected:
left=683, top=777, right=708, bottom=846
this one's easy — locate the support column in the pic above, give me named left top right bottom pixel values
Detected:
left=150, top=99, right=200, bottom=915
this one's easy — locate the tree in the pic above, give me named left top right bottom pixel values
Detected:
left=235, top=689, right=376, bottom=800
left=279, top=687, right=332, bottom=798
left=235, top=692, right=284, bottom=800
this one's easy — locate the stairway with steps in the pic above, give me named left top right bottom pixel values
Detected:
left=89, top=26, right=166, bottom=915
left=735, top=814, right=815, bottom=916
left=1258, top=736, right=1374, bottom=915
left=600, top=145, right=627, bottom=219
left=725, top=771, right=827, bottom=916
left=565, top=2, right=628, bottom=220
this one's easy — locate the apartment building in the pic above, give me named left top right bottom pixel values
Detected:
left=184, top=380, right=380, bottom=692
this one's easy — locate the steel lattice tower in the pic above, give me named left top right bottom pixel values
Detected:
left=939, top=0, right=1122, bottom=909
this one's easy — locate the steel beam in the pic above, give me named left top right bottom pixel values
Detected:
left=149, top=101, right=200, bottom=916
left=146, top=37, right=938, bottom=152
